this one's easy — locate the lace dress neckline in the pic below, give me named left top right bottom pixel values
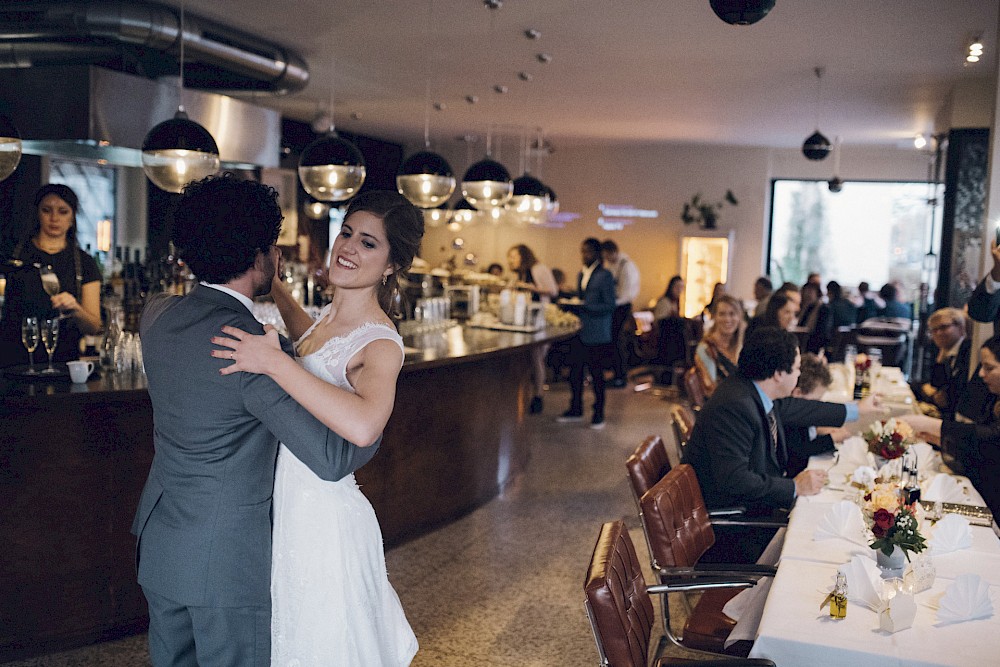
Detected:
left=294, top=305, right=396, bottom=359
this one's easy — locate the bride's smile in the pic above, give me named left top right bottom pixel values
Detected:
left=328, top=210, right=392, bottom=289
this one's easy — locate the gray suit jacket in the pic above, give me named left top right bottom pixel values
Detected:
left=131, top=284, right=379, bottom=608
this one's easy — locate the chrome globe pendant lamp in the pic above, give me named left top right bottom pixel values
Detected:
left=801, top=67, right=831, bottom=161
left=510, top=173, right=549, bottom=226
left=0, top=114, right=22, bottom=182
left=709, top=0, right=776, bottom=26
left=422, top=204, right=454, bottom=228
left=299, top=58, right=366, bottom=202
left=141, top=0, right=220, bottom=193
left=397, top=5, right=456, bottom=210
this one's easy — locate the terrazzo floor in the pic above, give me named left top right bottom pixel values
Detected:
left=4, top=377, right=699, bottom=666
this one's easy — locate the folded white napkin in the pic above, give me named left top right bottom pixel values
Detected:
left=814, top=501, right=869, bottom=546
left=840, top=436, right=873, bottom=468
left=937, top=574, right=993, bottom=624
left=840, top=555, right=885, bottom=611
left=851, top=466, right=877, bottom=488
left=929, top=514, right=973, bottom=554
left=877, top=457, right=903, bottom=481
left=924, top=473, right=968, bottom=503
left=909, top=442, right=940, bottom=475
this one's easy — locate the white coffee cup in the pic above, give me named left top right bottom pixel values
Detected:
left=67, top=360, right=94, bottom=383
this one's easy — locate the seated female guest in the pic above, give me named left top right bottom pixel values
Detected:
left=744, top=290, right=799, bottom=340
left=694, top=294, right=744, bottom=392
left=899, top=335, right=1000, bottom=520
left=827, top=281, right=858, bottom=328
left=0, top=184, right=102, bottom=368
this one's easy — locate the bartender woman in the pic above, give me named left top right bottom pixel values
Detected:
left=0, top=184, right=102, bottom=368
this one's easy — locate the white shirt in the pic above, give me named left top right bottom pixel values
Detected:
left=201, top=281, right=256, bottom=315
left=607, top=253, right=641, bottom=306
left=580, top=260, right=599, bottom=291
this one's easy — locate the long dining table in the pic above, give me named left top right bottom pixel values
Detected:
left=741, top=366, right=1000, bottom=666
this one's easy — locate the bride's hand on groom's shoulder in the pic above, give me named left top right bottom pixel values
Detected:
left=212, top=324, right=284, bottom=376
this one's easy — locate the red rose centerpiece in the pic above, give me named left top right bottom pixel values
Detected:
left=862, top=418, right=914, bottom=460
left=861, top=482, right=927, bottom=566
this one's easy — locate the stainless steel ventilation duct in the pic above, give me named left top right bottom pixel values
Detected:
left=0, top=1, right=309, bottom=95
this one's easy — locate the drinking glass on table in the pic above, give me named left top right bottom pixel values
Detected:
left=21, top=316, right=39, bottom=375
left=40, top=316, right=60, bottom=374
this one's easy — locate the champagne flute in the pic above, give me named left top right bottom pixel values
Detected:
left=38, top=265, right=66, bottom=319
left=41, top=317, right=59, bottom=374
left=21, top=316, right=39, bottom=375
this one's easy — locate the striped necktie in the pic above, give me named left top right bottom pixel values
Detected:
left=767, top=409, right=779, bottom=455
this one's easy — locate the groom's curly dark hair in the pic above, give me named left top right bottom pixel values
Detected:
left=170, top=173, right=283, bottom=284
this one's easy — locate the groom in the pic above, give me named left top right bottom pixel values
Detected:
left=132, top=174, right=378, bottom=666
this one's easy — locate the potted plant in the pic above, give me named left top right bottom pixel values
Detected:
left=680, top=189, right=738, bottom=229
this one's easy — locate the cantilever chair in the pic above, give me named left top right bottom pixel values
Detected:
left=669, top=404, right=696, bottom=452
left=584, top=519, right=777, bottom=667
left=626, top=436, right=677, bottom=512
left=637, top=465, right=783, bottom=657
left=683, top=366, right=708, bottom=409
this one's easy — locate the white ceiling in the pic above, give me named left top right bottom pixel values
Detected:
left=182, top=0, right=998, bottom=151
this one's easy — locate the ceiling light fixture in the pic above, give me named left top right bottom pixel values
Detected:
left=398, top=3, right=457, bottom=209
left=967, top=38, right=984, bottom=63
left=802, top=66, right=831, bottom=161
left=141, top=0, right=220, bottom=193
left=298, top=57, right=366, bottom=202
left=914, top=134, right=928, bottom=150
left=0, top=114, right=22, bottom=183
left=828, top=136, right=843, bottom=193
left=709, top=0, right=777, bottom=26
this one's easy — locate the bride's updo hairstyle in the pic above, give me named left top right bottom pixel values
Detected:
left=342, top=190, right=424, bottom=317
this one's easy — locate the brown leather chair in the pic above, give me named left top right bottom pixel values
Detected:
left=584, top=519, right=776, bottom=667
left=638, top=465, right=779, bottom=656
left=626, top=436, right=675, bottom=510
left=670, top=404, right=696, bottom=451
left=683, top=365, right=708, bottom=408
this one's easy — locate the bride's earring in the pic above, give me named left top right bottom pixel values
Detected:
left=382, top=274, right=388, bottom=286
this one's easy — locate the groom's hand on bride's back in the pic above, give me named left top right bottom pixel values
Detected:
left=211, top=324, right=288, bottom=376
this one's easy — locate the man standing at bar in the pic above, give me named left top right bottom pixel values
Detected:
left=132, top=174, right=377, bottom=666
left=558, top=237, right=616, bottom=429
left=601, top=239, right=640, bottom=388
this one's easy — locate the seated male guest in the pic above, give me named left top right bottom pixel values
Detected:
left=682, top=327, right=880, bottom=561
left=912, top=308, right=970, bottom=420
left=784, top=354, right=853, bottom=477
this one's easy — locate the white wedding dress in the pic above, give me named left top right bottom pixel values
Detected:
left=271, top=315, right=417, bottom=666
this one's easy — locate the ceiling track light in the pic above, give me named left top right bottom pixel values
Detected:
left=483, top=0, right=502, bottom=9
left=493, top=85, right=508, bottom=94
left=967, top=37, right=984, bottom=64
left=518, top=72, right=533, bottom=82
left=465, top=95, right=479, bottom=105
left=524, top=28, right=541, bottom=40
left=536, top=53, right=552, bottom=64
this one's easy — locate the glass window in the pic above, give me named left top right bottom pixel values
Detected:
left=769, top=179, right=942, bottom=302
left=48, top=158, right=117, bottom=254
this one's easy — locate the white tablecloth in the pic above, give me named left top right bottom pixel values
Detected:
left=739, top=377, right=1000, bottom=666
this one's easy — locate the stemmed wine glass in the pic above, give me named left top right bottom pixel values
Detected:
left=21, top=316, right=39, bottom=375
left=41, top=317, right=60, bottom=374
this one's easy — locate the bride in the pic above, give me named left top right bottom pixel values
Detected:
left=211, top=190, right=423, bottom=666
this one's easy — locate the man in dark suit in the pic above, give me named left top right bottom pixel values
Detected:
left=557, top=237, right=616, bottom=429
left=133, top=174, right=377, bottom=666
left=682, top=328, right=880, bottom=560
left=912, top=307, right=971, bottom=420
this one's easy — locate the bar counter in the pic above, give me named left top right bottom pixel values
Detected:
left=0, top=323, right=577, bottom=662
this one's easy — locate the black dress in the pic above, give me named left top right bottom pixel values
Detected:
left=941, top=398, right=1000, bottom=521
left=0, top=242, right=101, bottom=368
